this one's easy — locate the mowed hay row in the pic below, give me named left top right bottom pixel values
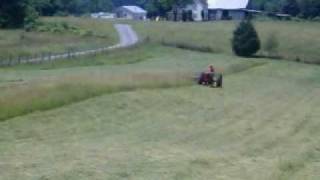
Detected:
left=132, top=21, right=320, bottom=63
left=0, top=71, right=193, bottom=121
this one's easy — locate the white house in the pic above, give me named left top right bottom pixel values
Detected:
left=207, top=0, right=250, bottom=20
left=115, top=6, right=147, bottom=20
left=176, top=0, right=251, bottom=21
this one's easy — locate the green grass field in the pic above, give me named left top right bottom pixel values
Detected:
left=0, top=17, right=117, bottom=60
left=131, top=20, right=320, bottom=63
left=0, top=43, right=320, bottom=180
left=1, top=17, right=320, bottom=63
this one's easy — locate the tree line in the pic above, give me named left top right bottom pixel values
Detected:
left=1, top=0, right=320, bottom=28
left=0, top=0, right=191, bottom=28
left=251, top=0, right=320, bottom=18
left=32, top=0, right=320, bottom=18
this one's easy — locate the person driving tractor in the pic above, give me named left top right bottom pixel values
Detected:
left=200, top=65, right=215, bottom=85
left=208, top=65, right=215, bottom=73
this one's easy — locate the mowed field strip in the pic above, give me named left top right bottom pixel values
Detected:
left=0, top=44, right=320, bottom=180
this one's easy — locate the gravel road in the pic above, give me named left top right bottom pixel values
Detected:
left=114, top=24, right=139, bottom=47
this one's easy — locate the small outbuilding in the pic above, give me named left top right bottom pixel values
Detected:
left=91, top=12, right=115, bottom=19
left=115, top=6, right=147, bottom=20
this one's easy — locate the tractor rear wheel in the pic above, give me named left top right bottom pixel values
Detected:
left=216, top=75, right=223, bottom=88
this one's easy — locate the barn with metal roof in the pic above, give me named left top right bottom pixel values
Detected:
left=115, top=6, right=147, bottom=20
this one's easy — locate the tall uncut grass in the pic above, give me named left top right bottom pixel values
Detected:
left=0, top=71, right=193, bottom=121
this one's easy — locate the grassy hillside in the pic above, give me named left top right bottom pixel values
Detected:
left=3, top=17, right=319, bottom=64
left=131, top=20, right=320, bottom=63
left=0, top=44, right=319, bottom=180
left=0, top=17, right=117, bottom=61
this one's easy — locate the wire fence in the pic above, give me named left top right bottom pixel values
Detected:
left=0, top=24, right=143, bottom=67
left=0, top=44, right=121, bottom=67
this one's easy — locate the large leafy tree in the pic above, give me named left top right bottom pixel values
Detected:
left=142, top=0, right=193, bottom=17
left=0, top=0, right=36, bottom=28
left=32, top=0, right=57, bottom=16
left=299, top=0, right=320, bottom=18
left=33, top=0, right=113, bottom=16
left=251, top=0, right=320, bottom=18
left=282, top=0, right=300, bottom=16
left=91, top=0, right=113, bottom=12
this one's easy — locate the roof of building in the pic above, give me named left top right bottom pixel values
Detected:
left=275, top=13, right=291, bottom=17
left=244, top=9, right=262, bottom=13
left=121, top=6, right=147, bottom=14
left=207, top=0, right=250, bottom=10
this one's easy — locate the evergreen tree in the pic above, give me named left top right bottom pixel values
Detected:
left=232, top=20, right=261, bottom=57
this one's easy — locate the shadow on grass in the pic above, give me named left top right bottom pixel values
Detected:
left=237, top=53, right=320, bottom=65
left=160, top=41, right=217, bottom=54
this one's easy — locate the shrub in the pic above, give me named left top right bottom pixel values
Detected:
left=23, top=5, right=39, bottom=32
left=33, top=22, right=79, bottom=34
left=232, top=20, right=261, bottom=57
left=80, top=30, right=94, bottom=37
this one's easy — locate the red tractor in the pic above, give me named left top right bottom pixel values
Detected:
left=198, top=72, right=223, bottom=88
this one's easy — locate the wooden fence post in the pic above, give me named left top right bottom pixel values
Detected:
left=41, top=53, right=45, bottom=63
left=18, top=56, right=21, bottom=65
left=33, top=54, right=37, bottom=64
left=48, top=52, right=51, bottom=62
left=28, top=55, right=31, bottom=64
left=9, top=56, right=12, bottom=66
